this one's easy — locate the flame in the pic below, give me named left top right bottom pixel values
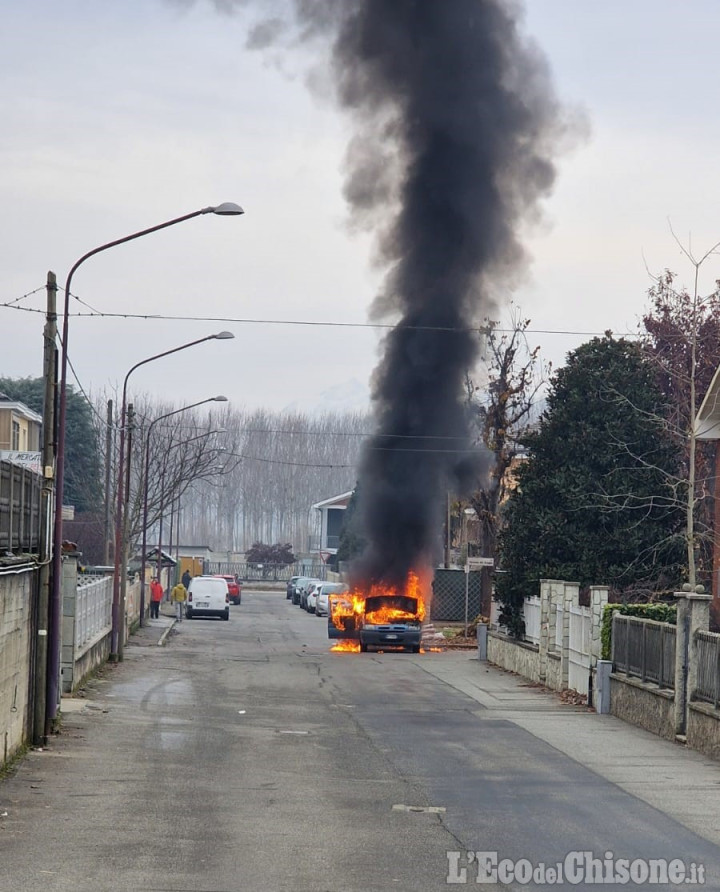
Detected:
left=330, top=639, right=361, bottom=653
left=329, top=570, right=429, bottom=633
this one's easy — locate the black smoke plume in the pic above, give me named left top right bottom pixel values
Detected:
left=205, top=0, right=566, bottom=588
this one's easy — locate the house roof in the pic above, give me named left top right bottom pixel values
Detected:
left=138, top=548, right=178, bottom=566
left=695, top=364, right=720, bottom=439
left=0, top=393, right=42, bottom=425
left=311, top=491, right=353, bottom=510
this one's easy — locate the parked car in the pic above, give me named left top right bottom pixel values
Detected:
left=286, top=575, right=301, bottom=600
left=300, top=579, right=322, bottom=611
left=215, top=574, right=242, bottom=605
left=292, top=576, right=309, bottom=606
left=315, top=582, right=349, bottom=618
left=186, top=575, right=230, bottom=621
left=306, top=581, right=322, bottom=614
left=293, top=576, right=316, bottom=607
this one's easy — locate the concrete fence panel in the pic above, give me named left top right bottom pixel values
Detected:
left=0, top=566, right=37, bottom=765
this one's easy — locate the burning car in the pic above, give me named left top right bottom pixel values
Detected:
left=359, top=594, right=422, bottom=653
left=328, top=573, right=426, bottom=654
left=327, top=594, right=360, bottom=641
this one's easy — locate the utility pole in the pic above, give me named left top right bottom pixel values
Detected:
left=103, top=399, right=113, bottom=566
left=34, top=271, right=56, bottom=744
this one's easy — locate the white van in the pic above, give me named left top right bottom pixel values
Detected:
left=186, top=575, right=230, bottom=621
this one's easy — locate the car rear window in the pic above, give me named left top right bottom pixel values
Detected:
left=190, top=578, right=227, bottom=595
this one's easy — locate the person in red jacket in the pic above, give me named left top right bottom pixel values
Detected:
left=149, top=577, right=164, bottom=619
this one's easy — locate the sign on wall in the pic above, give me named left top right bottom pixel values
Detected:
left=0, top=451, right=42, bottom=473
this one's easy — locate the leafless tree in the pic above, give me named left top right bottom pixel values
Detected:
left=641, top=230, right=720, bottom=589
left=464, top=310, right=547, bottom=611
left=176, top=407, right=369, bottom=555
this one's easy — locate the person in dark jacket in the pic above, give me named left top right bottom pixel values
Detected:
left=182, top=569, right=191, bottom=589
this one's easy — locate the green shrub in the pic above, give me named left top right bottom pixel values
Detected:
left=601, top=602, right=676, bottom=660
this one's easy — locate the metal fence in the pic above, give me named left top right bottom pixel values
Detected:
left=207, top=562, right=330, bottom=583
left=75, top=575, right=112, bottom=658
left=695, top=630, right=720, bottom=708
left=612, top=614, right=676, bottom=689
left=0, top=459, right=42, bottom=554
left=431, top=569, right=483, bottom=622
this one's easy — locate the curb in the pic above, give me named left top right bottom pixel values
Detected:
left=158, top=619, right=177, bottom=647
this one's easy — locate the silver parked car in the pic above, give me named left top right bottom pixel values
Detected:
left=315, top=582, right=349, bottom=617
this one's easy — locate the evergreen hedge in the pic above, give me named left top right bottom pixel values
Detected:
left=600, top=603, right=677, bottom=660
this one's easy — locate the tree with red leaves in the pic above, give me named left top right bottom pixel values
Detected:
left=246, top=542, right=296, bottom=568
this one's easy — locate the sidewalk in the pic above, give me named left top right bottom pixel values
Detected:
left=124, top=607, right=177, bottom=648
left=417, top=649, right=720, bottom=850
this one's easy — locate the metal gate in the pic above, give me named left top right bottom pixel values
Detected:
left=568, top=604, right=591, bottom=695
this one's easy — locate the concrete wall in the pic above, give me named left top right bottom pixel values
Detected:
left=688, top=702, right=720, bottom=760
left=609, top=673, right=675, bottom=742
left=125, top=579, right=141, bottom=634
left=0, top=567, right=36, bottom=765
left=62, top=564, right=115, bottom=694
left=546, top=652, right=562, bottom=690
left=488, top=632, right=542, bottom=681
left=70, top=636, right=111, bottom=694
left=488, top=580, right=608, bottom=695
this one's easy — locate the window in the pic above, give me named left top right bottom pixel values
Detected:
left=11, top=420, right=19, bottom=450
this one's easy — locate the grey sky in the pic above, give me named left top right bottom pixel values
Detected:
left=2, top=1, right=720, bottom=414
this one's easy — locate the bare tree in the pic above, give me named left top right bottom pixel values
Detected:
left=641, top=232, right=720, bottom=589
left=464, top=311, right=547, bottom=612
left=178, top=408, right=369, bottom=554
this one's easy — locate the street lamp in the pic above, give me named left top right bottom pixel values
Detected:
left=139, top=427, right=226, bottom=625
left=47, top=203, right=243, bottom=731
left=111, top=335, right=234, bottom=650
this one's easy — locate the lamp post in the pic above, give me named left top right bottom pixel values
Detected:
left=111, top=336, right=233, bottom=650
left=137, top=400, right=228, bottom=629
left=139, top=428, right=226, bottom=624
left=47, top=202, right=243, bottom=730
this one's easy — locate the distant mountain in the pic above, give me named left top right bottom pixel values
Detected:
left=283, top=378, right=372, bottom=416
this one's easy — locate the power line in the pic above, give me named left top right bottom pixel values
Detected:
left=237, top=427, right=471, bottom=441
left=223, top=453, right=353, bottom=469
left=1, top=286, right=640, bottom=338
left=56, top=334, right=115, bottom=430
left=0, top=286, right=45, bottom=309
left=68, top=307, right=623, bottom=338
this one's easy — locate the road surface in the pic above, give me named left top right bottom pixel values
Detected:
left=1, top=590, right=719, bottom=890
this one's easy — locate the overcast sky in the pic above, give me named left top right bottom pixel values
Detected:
left=3, top=1, right=720, bottom=417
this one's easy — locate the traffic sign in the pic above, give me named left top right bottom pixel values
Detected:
left=466, top=557, right=494, bottom=569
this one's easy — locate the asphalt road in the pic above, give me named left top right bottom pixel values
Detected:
left=2, top=591, right=720, bottom=891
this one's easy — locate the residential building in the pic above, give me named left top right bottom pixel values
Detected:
left=0, top=392, right=42, bottom=470
left=309, top=491, right=352, bottom=558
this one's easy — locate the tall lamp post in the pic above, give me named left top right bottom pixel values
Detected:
left=47, top=202, right=243, bottom=730
left=139, top=427, right=226, bottom=624
left=112, top=337, right=233, bottom=648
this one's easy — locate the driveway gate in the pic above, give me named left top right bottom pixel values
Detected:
left=568, top=603, right=592, bottom=695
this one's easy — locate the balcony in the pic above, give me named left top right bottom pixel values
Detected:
left=307, top=534, right=340, bottom=553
